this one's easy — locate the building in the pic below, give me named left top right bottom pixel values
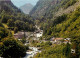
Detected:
left=50, top=38, right=64, bottom=44
left=63, top=40, right=69, bottom=44
left=53, top=38, right=64, bottom=42
left=71, top=49, right=75, bottom=53
left=64, top=38, right=71, bottom=44
left=36, top=33, right=43, bottom=38
left=36, top=30, right=43, bottom=38
left=14, top=32, right=25, bottom=39
left=50, top=37, right=55, bottom=41
left=66, top=38, right=71, bottom=41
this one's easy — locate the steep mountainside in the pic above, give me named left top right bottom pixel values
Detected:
left=0, top=1, right=28, bottom=58
left=20, top=3, right=33, bottom=14
left=41, top=6, right=80, bottom=58
left=0, top=0, right=35, bottom=32
left=32, top=0, right=80, bottom=58
left=30, top=0, right=78, bottom=18
left=0, top=0, right=21, bottom=13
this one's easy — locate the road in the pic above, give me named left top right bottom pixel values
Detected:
left=24, top=47, right=41, bottom=58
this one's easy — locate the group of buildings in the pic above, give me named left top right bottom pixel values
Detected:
left=50, top=37, right=75, bottom=54
left=13, top=31, right=75, bottom=54
left=50, top=37, right=71, bottom=44
left=14, top=32, right=25, bottom=39
left=13, top=30, right=43, bottom=40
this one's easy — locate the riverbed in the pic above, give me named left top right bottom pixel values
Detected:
left=24, top=47, right=41, bottom=58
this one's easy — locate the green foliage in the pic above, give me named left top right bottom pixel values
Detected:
left=63, top=0, right=78, bottom=9
left=14, top=27, right=18, bottom=33
left=21, top=38, right=26, bottom=44
left=0, top=26, right=9, bottom=39
left=14, top=20, right=26, bottom=30
left=53, top=14, right=67, bottom=25
left=37, top=41, right=52, bottom=47
left=0, top=11, right=35, bottom=32
left=43, top=7, right=80, bottom=58
left=0, top=0, right=35, bottom=32
left=35, top=44, right=67, bottom=58
left=0, top=38, right=26, bottom=58
left=63, top=43, right=71, bottom=58
left=7, top=19, right=14, bottom=27
left=0, top=23, right=4, bottom=27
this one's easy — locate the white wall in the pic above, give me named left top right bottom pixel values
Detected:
left=37, top=33, right=43, bottom=37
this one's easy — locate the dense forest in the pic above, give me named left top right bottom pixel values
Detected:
left=0, top=0, right=80, bottom=58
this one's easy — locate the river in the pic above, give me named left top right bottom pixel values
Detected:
left=24, top=47, right=41, bottom=58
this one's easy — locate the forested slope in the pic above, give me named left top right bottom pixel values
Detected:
left=0, top=0, right=21, bottom=13
left=36, top=6, right=80, bottom=58
left=31, top=0, right=80, bottom=58
left=0, top=0, right=30, bottom=57
left=0, top=0, right=35, bottom=33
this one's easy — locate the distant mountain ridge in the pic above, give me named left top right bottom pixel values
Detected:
left=20, top=3, right=33, bottom=14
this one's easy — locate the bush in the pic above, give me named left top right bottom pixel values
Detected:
left=0, top=38, right=26, bottom=58
left=0, top=27, right=9, bottom=39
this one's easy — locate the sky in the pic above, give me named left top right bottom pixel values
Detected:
left=11, top=0, right=39, bottom=7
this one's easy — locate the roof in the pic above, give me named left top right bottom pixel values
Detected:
left=14, top=32, right=24, bottom=35
left=14, top=34, right=18, bottom=35
left=64, top=40, right=69, bottom=42
left=18, top=32, right=24, bottom=35
left=54, top=38, right=64, bottom=41
left=14, top=32, right=25, bottom=39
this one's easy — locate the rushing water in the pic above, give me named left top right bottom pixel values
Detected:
left=24, top=47, right=41, bottom=58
